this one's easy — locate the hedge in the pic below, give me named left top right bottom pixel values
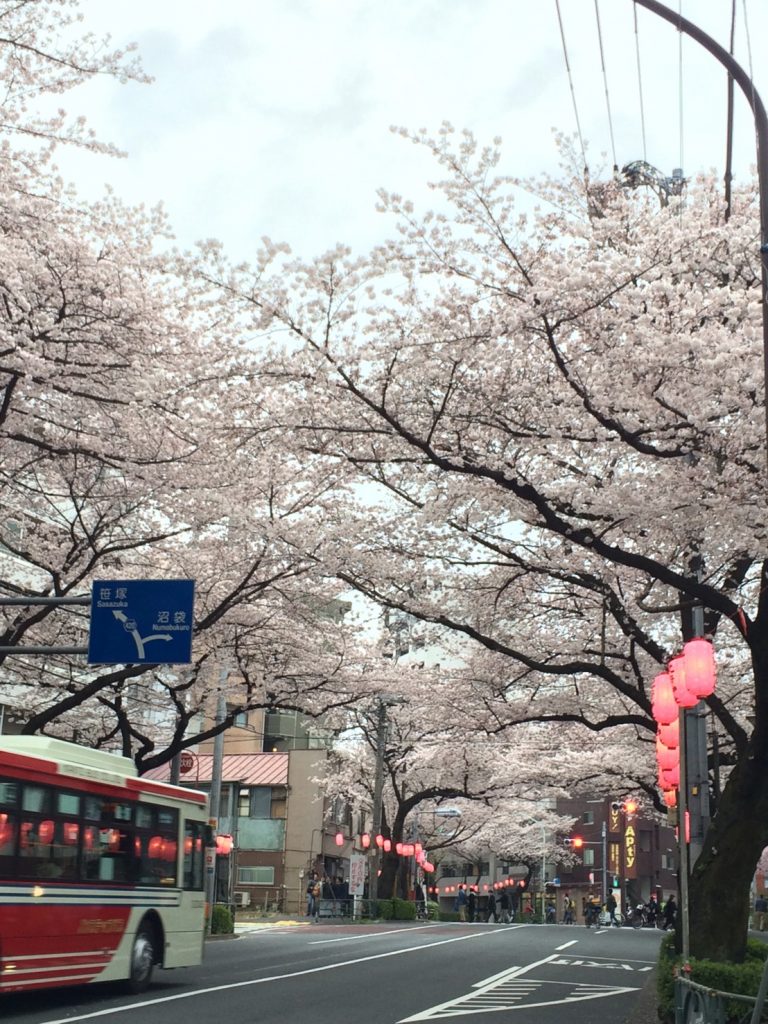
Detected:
left=657, top=934, right=768, bottom=1023
left=376, top=898, right=417, bottom=920
left=211, top=904, right=234, bottom=934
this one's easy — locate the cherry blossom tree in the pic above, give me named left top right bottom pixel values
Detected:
left=198, top=127, right=765, bottom=960
left=0, top=1, right=372, bottom=768
left=317, top=660, right=620, bottom=901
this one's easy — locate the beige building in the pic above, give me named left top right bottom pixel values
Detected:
left=145, top=706, right=356, bottom=914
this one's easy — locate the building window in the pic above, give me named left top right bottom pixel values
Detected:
left=262, top=709, right=333, bottom=752
left=271, top=788, right=287, bottom=819
left=237, top=787, right=286, bottom=820
left=583, top=848, right=595, bottom=866
left=227, top=704, right=247, bottom=728
left=582, top=811, right=594, bottom=825
left=238, top=866, right=275, bottom=885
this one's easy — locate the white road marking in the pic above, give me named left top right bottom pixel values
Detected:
left=310, top=923, right=441, bottom=944
left=36, top=929, right=502, bottom=1024
left=555, top=939, right=579, bottom=951
left=398, top=956, right=639, bottom=1022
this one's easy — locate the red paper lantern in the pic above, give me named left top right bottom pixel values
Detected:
left=661, top=763, right=679, bottom=788
left=683, top=638, right=716, bottom=699
left=662, top=789, right=677, bottom=808
left=395, top=842, right=403, bottom=855
left=215, top=834, right=233, bottom=856
left=656, top=737, right=679, bottom=772
left=375, top=834, right=384, bottom=848
left=361, top=833, right=371, bottom=849
left=383, top=839, right=391, bottom=852
left=669, top=654, right=697, bottom=708
left=651, top=672, right=677, bottom=725
left=658, top=718, right=679, bottom=749
left=335, top=832, right=344, bottom=847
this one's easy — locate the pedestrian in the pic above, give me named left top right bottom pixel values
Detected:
left=499, top=887, right=511, bottom=923
left=305, top=872, right=317, bottom=917
left=606, top=891, right=619, bottom=927
left=510, top=887, right=520, bottom=922
left=662, top=893, right=677, bottom=931
left=311, top=875, right=322, bottom=921
left=755, top=894, right=768, bottom=931
left=455, top=884, right=468, bottom=921
left=647, top=894, right=659, bottom=927
left=563, top=892, right=574, bottom=925
left=585, top=890, right=601, bottom=927
left=467, top=887, right=477, bottom=923
left=486, top=890, right=497, bottom=923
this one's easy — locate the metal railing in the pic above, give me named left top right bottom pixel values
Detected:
left=675, top=973, right=768, bottom=1024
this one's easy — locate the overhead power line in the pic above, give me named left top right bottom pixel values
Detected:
left=593, top=0, right=618, bottom=172
left=554, top=0, right=589, bottom=175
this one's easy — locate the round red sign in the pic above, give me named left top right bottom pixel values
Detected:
left=179, top=751, right=195, bottom=774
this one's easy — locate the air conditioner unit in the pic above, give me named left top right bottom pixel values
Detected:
left=234, top=890, right=251, bottom=908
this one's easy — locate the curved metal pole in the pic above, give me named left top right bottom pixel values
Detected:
left=632, top=0, right=768, bottom=469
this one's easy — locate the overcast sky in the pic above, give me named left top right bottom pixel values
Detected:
left=59, top=0, right=768, bottom=263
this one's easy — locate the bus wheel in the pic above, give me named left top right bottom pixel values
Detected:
left=127, top=922, right=155, bottom=993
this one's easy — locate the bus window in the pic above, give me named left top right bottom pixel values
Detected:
left=56, top=792, right=80, bottom=816
left=0, top=812, right=16, bottom=860
left=22, top=785, right=51, bottom=814
left=183, top=820, right=205, bottom=890
left=0, top=780, right=18, bottom=807
left=135, top=806, right=178, bottom=885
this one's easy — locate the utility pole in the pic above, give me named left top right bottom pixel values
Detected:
left=205, top=672, right=228, bottom=932
left=369, top=698, right=388, bottom=906
left=369, top=694, right=405, bottom=905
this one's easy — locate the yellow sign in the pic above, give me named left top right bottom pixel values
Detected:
left=625, top=824, right=636, bottom=877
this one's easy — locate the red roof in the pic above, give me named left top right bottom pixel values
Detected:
left=142, top=752, right=289, bottom=786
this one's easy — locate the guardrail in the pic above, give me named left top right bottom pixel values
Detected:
left=675, top=967, right=768, bottom=1024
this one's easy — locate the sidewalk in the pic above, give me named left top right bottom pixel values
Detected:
left=623, top=968, right=659, bottom=1024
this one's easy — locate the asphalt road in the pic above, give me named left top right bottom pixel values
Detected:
left=2, top=920, right=666, bottom=1024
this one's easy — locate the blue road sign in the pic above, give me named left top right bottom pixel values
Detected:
left=88, top=579, right=194, bottom=665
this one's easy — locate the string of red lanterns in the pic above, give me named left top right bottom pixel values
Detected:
left=651, top=638, right=716, bottom=809
left=352, top=833, right=435, bottom=871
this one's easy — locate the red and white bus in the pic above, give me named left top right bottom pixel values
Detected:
left=0, top=735, right=209, bottom=994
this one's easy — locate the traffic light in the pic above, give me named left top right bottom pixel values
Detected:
left=564, top=836, right=583, bottom=848
left=611, top=799, right=639, bottom=816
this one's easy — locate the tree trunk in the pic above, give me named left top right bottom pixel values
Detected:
left=377, top=850, right=401, bottom=901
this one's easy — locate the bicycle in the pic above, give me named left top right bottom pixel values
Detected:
left=585, top=905, right=602, bottom=928
left=626, top=903, right=648, bottom=929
